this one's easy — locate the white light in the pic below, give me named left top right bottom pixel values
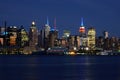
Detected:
left=73, top=47, right=77, bottom=50
left=48, top=48, right=51, bottom=50
left=80, top=27, right=85, bottom=29
left=86, top=47, right=89, bottom=50
left=13, top=26, right=17, bottom=28
left=32, top=21, right=35, bottom=25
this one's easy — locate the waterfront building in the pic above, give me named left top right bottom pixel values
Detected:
left=79, top=18, right=88, bottom=49
left=96, top=36, right=104, bottom=49
left=68, top=35, right=81, bottom=51
left=48, top=18, right=58, bottom=48
left=17, top=26, right=29, bottom=47
left=117, top=39, right=120, bottom=51
left=87, top=27, right=96, bottom=50
left=69, top=36, right=75, bottom=48
left=7, top=26, right=18, bottom=46
left=61, top=30, right=70, bottom=48
left=39, top=29, right=45, bottom=48
left=103, top=38, right=110, bottom=50
left=80, top=37, right=88, bottom=47
left=0, top=37, right=3, bottom=45
left=0, top=27, right=5, bottom=45
left=109, top=37, right=118, bottom=50
left=61, top=38, right=66, bottom=47
left=48, top=29, right=58, bottom=47
left=74, top=35, right=80, bottom=50
left=29, top=21, right=38, bottom=46
left=44, top=18, right=51, bottom=48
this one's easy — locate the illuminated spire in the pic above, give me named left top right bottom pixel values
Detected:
left=47, top=17, right=49, bottom=26
left=81, top=17, right=84, bottom=26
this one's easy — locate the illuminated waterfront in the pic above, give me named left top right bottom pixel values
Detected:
left=0, top=55, right=120, bottom=80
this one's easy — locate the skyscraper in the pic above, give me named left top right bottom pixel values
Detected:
left=44, top=17, right=51, bottom=38
left=7, top=26, right=17, bottom=46
left=0, top=27, right=6, bottom=46
left=49, top=30, right=58, bottom=47
left=79, top=18, right=86, bottom=37
left=48, top=18, right=58, bottom=48
left=29, top=21, right=38, bottom=46
left=103, top=31, right=109, bottom=39
left=79, top=18, right=88, bottom=48
left=88, top=27, right=96, bottom=50
left=17, top=26, right=29, bottom=47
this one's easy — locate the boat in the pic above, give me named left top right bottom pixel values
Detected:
left=46, top=47, right=68, bottom=55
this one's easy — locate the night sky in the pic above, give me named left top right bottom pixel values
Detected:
left=0, top=0, right=120, bottom=37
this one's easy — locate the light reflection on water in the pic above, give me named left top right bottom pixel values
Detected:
left=0, top=56, right=120, bottom=80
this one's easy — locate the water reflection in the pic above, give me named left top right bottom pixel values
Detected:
left=0, top=56, right=120, bottom=80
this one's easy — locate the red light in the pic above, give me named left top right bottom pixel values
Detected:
left=79, top=27, right=85, bottom=33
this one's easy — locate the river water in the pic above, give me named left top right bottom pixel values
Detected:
left=0, top=55, right=120, bottom=80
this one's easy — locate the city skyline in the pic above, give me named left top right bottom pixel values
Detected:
left=0, top=18, right=118, bottom=38
left=0, top=0, right=120, bottom=37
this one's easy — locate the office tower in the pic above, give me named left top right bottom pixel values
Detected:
left=61, top=30, right=70, bottom=48
left=39, top=29, right=45, bottom=48
left=103, top=38, right=110, bottom=50
left=96, top=36, right=104, bottom=49
left=49, top=30, right=58, bottom=47
left=74, top=35, right=80, bottom=49
left=79, top=18, right=88, bottom=48
left=44, top=17, right=51, bottom=38
left=69, top=35, right=75, bottom=49
left=0, top=27, right=5, bottom=45
left=7, top=26, right=18, bottom=46
left=17, top=26, right=29, bottom=47
left=37, top=30, right=41, bottom=47
left=63, top=30, right=70, bottom=38
left=109, top=37, right=118, bottom=50
left=79, top=18, right=86, bottom=37
left=103, top=31, right=109, bottom=39
left=80, top=37, right=88, bottom=47
left=29, top=21, right=38, bottom=46
left=0, top=26, right=9, bottom=46
left=48, top=18, right=58, bottom=48
left=41, top=18, right=51, bottom=49
left=87, top=27, right=96, bottom=49
left=0, top=27, right=6, bottom=35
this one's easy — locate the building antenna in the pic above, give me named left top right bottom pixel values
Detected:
left=54, top=17, right=56, bottom=30
left=81, top=17, right=84, bottom=26
left=47, top=16, right=49, bottom=26
left=4, top=21, right=7, bottom=54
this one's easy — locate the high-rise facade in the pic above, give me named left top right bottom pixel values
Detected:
left=79, top=18, right=88, bottom=48
left=49, top=30, right=58, bottom=47
left=44, top=18, right=51, bottom=38
left=0, top=27, right=6, bottom=46
left=17, top=26, right=29, bottom=47
left=7, top=26, right=17, bottom=46
left=88, top=27, right=96, bottom=49
left=29, top=21, right=38, bottom=46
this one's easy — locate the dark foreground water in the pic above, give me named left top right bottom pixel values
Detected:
left=0, top=55, right=120, bottom=80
